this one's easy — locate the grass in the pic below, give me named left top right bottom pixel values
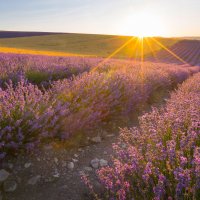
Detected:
left=0, top=33, right=179, bottom=58
left=0, top=47, right=86, bottom=57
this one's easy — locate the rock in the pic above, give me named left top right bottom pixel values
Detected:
left=72, top=158, right=78, bottom=163
left=91, top=136, right=102, bottom=143
left=83, top=167, right=93, bottom=172
left=67, top=162, right=74, bottom=170
left=27, top=175, right=41, bottom=185
left=79, top=171, right=84, bottom=176
left=53, top=173, right=60, bottom=178
left=99, top=159, right=108, bottom=167
left=106, top=134, right=115, bottom=138
left=0, top=169, right=10, bottom=182
left=44, top=145, right=53, bottom=150
left=90, top=158, right=99, bottom=169
left=52, top=168, right=60, bottom=178
left=103, top=151, right=107, bottom=155
left=3, top=180, right=17, bottom=192
left=54, top=158, right=58, bottom=164
left=24, top=163, right=32, bottom=169
left=62, top=161, right=67, bottom=167
left=79, top=170, right=88, bottom=176
left=8, top=163, right=14, bottom=169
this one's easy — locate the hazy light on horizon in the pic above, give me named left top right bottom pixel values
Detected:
left=0, top=0, right=200, bottom=37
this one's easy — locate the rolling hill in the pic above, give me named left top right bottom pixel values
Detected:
left=0, top=31, right=62, bottom=38
left=0, top=32, right=178, bottom=58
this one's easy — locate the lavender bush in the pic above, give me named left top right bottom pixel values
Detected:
left=97, top=73, right=200, bottom=200
left=49, top=62, right=199, bottom=138
left=0, top=53, right=101, bottom=86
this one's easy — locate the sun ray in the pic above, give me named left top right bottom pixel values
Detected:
left=139, top=37, right=144, bottom=78
left=92, top=37, right=135, bottom=72
left=129, top=37, right=140, bottom=60
left=150, top=37, right=190, bottom=65
left=140, top=37, right=144, bottom=63
left=144, top=37, right=159, bottom=62
left=138, top=36, right=146, bottom=98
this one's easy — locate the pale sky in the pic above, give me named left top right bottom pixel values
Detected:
left=0, top=0, right=200, bottom=37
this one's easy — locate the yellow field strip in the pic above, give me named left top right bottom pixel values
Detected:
left=0, top=47, right=92, bottom=57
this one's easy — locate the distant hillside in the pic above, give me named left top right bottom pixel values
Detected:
left=0, top=31, right=62, bottom=38
left=180, top=37, right=200, bottom=40
left=0, top=32, right=179, bottom=58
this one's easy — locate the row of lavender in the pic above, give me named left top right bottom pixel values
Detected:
left=146, top=40, right=200, bottom=66
left=1, top=52, right=198, bottom=87
left=0, top=53, right=98, bottom=86
left=0, top=53, right=129, bottom=86
left=0, top=58, right=199, bottom=160
left=96, top=73, right=200, bottom=200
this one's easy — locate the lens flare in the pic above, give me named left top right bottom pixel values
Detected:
left=121, top=11, right=167, bottom=37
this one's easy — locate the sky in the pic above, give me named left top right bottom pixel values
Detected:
left=0, top=0, right=200, bottom=37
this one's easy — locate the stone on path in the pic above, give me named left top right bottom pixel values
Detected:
left=54, top=158, right=59, bottom=165
left=83, top=167, right=93, bottom=172
left=74, top=154, right=78, bottom=158
left=72, top=158, right=78, bottom=163
left=90, top=158, right=99, bottom=169
left=99, top=159, right=108, bottom=167
left=27, top=175, right=41, bottom=185
left=106, top=134, right=115, bottom=138
left=91, top=136, right=102, bottom=143
left=62, top=161, right=67, bottom=167
left=0, top=169, right=10, bottom=182
left=53, top=173, right=60, bottom=178
left=67, top=162, right=74, bottom=170
left=8, top=163, right=13, bottom=169
left=24, top=163, right=32, bottom=169
left=3, top=180, right=17, bottom=192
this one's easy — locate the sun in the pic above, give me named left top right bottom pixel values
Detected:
left=121, top=11, right=166, bottom=38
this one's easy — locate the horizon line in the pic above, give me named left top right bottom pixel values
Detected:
left=0, top=30, right=200, bottom=39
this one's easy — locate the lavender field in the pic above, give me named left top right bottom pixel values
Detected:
left=0, top=0, right=200, bottom=200
left=146, top=40, right=200, bottom=66
left=0, top=47, right=199, bottom=200
left=0, top=52, right=199, bottom=160
left=1, top=0, right=200, bottom=199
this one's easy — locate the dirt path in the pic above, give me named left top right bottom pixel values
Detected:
left=1, top=90, right=170, bottom=200
left=3, top=134, right=117, bottom=200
